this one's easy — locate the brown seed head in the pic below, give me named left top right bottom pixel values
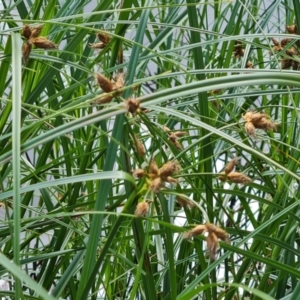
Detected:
left=227, top=172, right=252, bottom=184
left=286, top=48, right=298, bottom=56
left=31, top=25, right=43, bottom=38
left=135, top=201, right=149, bottom=217
left=281, top=38, right=293, bottom=47
left=132, top=169, right=145, bottom=178
left=95, top=74, right=113, bottom=93
left=31, top=37, right=58, bottom=50
left=22, top=25, right=32, bottom=39
left=97, top=32, right=110, bottom=45
left=173, top=131, right=187, bottom=138
left=150, top=177, right=163, bottom=193
left=271, top=38, right=280, bottom=46
left=206, top=223, right=230, bottom=243
left=165, top=176, right=178, bottom=184
left=250, top=112, right=267, bottom=123
left=224, top=158, right=238, bottom=175
left=242, top=111, right=254, bottom=122
left=253, top=117, right=277, bottom=131
left=159, top=161, right=179, bottom=179
left=218, top=174, right=227, bottom=182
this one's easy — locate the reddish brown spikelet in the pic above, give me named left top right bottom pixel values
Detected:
left=253, top=117, right=277, bottom=131
left=233, top=41, right=245, bottom=58
left=227, top=172, right=252, bottom=184
left=95, top=74, right=113, bottom=93
left=165, top=176, right=178, bottom=184
left=92, top=94, right=113, bottom=104
left=132, top=169, right=145, bottom=178
left=218, top=174, right=227, bottom=182
left=271, top=38, right=280, bottom=46
left=31, top=37, right=58, bottom=49
left=31, top=25, right=43, bottom=38
left=126, top=98, right=140, bottom=114
left=245, top=122, right=256, bottom=137
left=135, top=201, right=149, bottom=217
left=22, top=42, right=32, bottom=63
left=150, top=177, right=163, bottom=193
left=183, top=224, right=206, bottom=239
left=224, top=158, right=238, bottom=175
left=97, top=32, right=110, bottom=45
left=135, top=136, right=145, bottom=157
left=173, top=131, right=186, bottom=138
left=206, top=223, right=230, bottom=243
left=22, top=25, right=32, bottom=39
left=206, top=232, right=219, bottom=260
left=89, top=42, right=106, bottom=49
left=281, top=38, right=293, bottom=47
left=159, top=161, right=178, bottom=179
left=149, top=160, right=159, bottom=177
left=250, top=112, right=267, bottom=123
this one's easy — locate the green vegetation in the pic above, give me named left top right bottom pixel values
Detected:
left=1, top=0, right=300, bottom=299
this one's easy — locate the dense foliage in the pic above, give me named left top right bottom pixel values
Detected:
left=1, top=0, right=300, bottom=299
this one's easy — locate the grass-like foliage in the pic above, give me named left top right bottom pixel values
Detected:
left=1, top=0, right=300, bottom=299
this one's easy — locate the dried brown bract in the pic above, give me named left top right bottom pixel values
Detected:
left=224, top=158, right=238, bottom=175
left=135, top=201, right=149, bottom=217
left=183, top=223, right=230, bottom=260
left=30, top=37, right=58, bottom=49
left=227, top=172, right=252, bottom=184
left=92, top=94, right=114, bottom=104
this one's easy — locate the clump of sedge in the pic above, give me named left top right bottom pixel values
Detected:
left=183, top=223, right=230, bottom=260
left=132, top=159, right=179, bottom=193
left=21, top=24, right=58, bottom=63
left=218, top=158, right=251, bottom=185
left=242, top=111, right=277, bottom=137
left=92, top=73, right=125, bottom=104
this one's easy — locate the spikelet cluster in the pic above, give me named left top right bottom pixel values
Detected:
left=270, top=21, right=300, bottom=70
left=218, top=158, right=251, bottom=185
left=163, top=126, right=187, bottom=150
left=183, top=223, right=230, bottom=260
left=233, top=41, right=253, bottom=69
left=132, top=159, right=179, bottom=193
left=22, top=24, right=58, bottom=63
left=93, top=73, right=125, bottom=104
left=242, top=111, right=277, bottom=137
left=89, top=31, right=110, bottom=49
left=135, top=200, right=150, bottom=217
